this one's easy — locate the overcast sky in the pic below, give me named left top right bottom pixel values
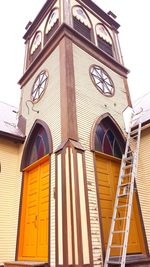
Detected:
left=0, top=0, right=149, bottom=107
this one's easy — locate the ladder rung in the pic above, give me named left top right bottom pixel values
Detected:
left=130, top=129, right=139, bottom=136
left=107, top=261, right=121, bottom=265
left=112, top=230, right=126, bottom=234
left=120, top=182, right=131, bottom=187
left=121, top=173, right=132, bottom=178
left=123, top=164, right=133, bottom=169
left=117, top=204, right=129, bottom=209
left=115, top=217, right=127, bottom=221
left=124, top=156, right=133, bottom=161
left=118, top=193, right=129, bottom=198
left=132, top=116, right=140, bottom=121
left=110, top=245, right=123, bottom=248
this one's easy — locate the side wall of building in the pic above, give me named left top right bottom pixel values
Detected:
left=73, top=44, right=128, bottom=266
left=19, top=46, right=61, bottom=266
left=0, top=139, right=21, bottom=263
left=137, top=128, right=150, bottom=251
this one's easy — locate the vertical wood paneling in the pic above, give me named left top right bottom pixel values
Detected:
left=57, top=154, right=63, bottom=265
left=70, top=149, right=79, bottom=265
left=77, top=153, right=90, bottom=264
left=65, top=148, right=73, bottom=265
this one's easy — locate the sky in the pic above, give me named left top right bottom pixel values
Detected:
left=0, top=0, right=149, bottom=107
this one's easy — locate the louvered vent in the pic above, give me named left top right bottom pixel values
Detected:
left=97, top=36, right=113, bottom=57
left=44, top=20, right=59, bottom=45
left=73, top=17, right=91, bottom=41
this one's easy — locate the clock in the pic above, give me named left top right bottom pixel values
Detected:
left=90, top=65, right=115, bottom=97
left=31, top=70, right=49, bottom=103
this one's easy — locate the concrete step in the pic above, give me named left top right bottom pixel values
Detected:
left=4, top=262, right=48, bottom=267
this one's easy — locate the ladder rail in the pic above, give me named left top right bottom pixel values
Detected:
left=104, top=109, right=143, bottom=267
left=121, top=120, right=142, bottom=266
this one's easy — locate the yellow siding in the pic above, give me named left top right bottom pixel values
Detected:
left=137, top=128, right=150, bottom=250
left=73, top=44, right=128, bottom=266
left=0, top=138, right=21, bottom=263
left=20, top=46, right=61, bottom=266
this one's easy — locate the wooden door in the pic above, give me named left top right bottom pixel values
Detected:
left=96, top=154, right=144, bottom=256
left=18, top=157, right=49, bottom=261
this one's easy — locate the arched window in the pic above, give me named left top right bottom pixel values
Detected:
left=94, top=116, right=125, bottom=158
left=29, top=127, right=49, bottom=165
left=44, top=8, right=59, bottom=45
left=96, top=24, right=113, bottom=57
left=72, top=6, right=92, bottom=41
left=21, top=120, right=52, bottom=169
left=30, top=31, right=42, bottom=63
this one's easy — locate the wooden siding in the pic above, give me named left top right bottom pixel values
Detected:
left=0, top=139, right=21, bottom=263
left=73, top=44, right=128, bottom=266
left=137, top=128, right=150, bottom=250
left=18, top=46, right=61, bottom=266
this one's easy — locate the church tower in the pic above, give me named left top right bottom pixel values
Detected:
left=4, top=1, right=148, bottom=267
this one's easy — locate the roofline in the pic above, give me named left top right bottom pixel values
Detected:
left=141, top=119, right=150, bottom=131
left=80, top=0, right=120, bottom=29
left=23, top=0, right=120, bottom=40
left=23, top=0, right=56, bottom=40
left=0, top=131, right=25, bottom=143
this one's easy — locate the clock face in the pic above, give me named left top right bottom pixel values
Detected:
left=31, top=70, right=49, bottom=103
left=90, top=65, right=115, bottom=97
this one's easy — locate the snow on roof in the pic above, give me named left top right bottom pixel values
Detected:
left=133, top=92, right=150, bottom=125
left=0, top=101, right=24, bottom=138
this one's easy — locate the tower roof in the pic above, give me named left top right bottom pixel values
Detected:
left=23, top=0, right=120, bottom=40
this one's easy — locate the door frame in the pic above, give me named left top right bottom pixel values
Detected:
left=16, top=154, right=51, bottom=263
left=94, top=151, right=149, bottom=262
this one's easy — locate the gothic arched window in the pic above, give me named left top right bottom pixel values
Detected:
left=29, top=127, right=49, bottom=165
left=21, top=120, right=52, bottom=169
left=95, top=116, right=124, bottom=158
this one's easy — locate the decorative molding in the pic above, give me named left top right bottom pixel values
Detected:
left=59, top=37, right=78, bottom=142
left=19, top=24, right=129, bottom=88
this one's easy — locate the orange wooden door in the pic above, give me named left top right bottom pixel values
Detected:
left=37, top=160, right=49, bottom=259
left=96, top=154, right=144, bottom=256
left=18, top=157, right=49, bottom=261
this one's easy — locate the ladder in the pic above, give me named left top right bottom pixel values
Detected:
left=104, top=109, right=143, bottom=267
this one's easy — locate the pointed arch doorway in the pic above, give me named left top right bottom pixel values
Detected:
left=17, top=120, right=52, bottom=261
left=92, top=114, right=146, bottom=257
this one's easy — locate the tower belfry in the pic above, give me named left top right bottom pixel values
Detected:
left=2, top=1, right=148, bottom=267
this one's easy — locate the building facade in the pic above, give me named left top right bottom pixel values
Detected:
left=0, top=0, right=150, bottom=267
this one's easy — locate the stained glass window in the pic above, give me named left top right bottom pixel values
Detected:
left=28, top=127, right=49, bottom=165
left=95, top=118, right=124, bottom=158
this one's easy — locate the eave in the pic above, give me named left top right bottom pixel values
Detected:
left=19, top=23, right=129, bottom=87
left=0, top=131, right=25, bottom=143
left=80, top=0, right=120, bottom=29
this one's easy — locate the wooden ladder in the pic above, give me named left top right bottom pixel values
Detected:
left=104, top=109, right=143, bottom=267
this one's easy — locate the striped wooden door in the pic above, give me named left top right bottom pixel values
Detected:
left=18, top=157, right=49, bottom=261
left=96, top=154, right=144, bottom=256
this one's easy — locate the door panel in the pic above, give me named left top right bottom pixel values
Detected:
left=18, top=158, right=49, bottom=261
left=96, top=154, right=144, bottom=256
left=37, top=161, right=49, bottom=258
